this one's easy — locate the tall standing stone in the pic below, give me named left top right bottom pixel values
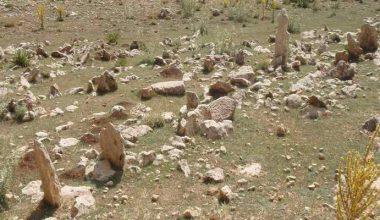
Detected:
left=99, top=123, right=125, bottom=170
left=347, top=33, right=363, bottom=62
left=33, top=140, right=61, bottom=207
left=272, top=9, right=289, bottom=69
left=358, top=24, right=378, bottom=53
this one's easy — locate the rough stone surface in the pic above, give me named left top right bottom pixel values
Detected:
left=204, top=167, right=225, bottom=183
left=33, top=140, right=61, bottom=207
left=272, top=9, right=289, bottom=68
left=99, top=123, right=125, bottom=170
left=151, top=81, right=186, bottom=96
left=358, top=24, right=378, bottom=53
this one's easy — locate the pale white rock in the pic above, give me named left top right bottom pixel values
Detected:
left=59, top=138, right=79, bottom=148
left=239, top=163, right=262, bottom=177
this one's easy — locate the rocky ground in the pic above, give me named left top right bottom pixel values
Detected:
left=0, top=0, right=379, bottom=219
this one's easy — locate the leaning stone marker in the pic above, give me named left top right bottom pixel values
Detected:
left=33, top=140, right=61, bottom=207
left=99, top=122, right=125, bottom=170
left=272, top=9, right=289, bottom=69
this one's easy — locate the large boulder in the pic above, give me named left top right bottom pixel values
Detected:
left=200, top=120, right=233, bottom=140
left=329, top=60, right=357, bottom=80
left=160, top=65, right=183, bottom=79
left=91, top=71, right=118, bottom=95
left=151, top=81, right=186, bottom=96
left=347, top=33, right=363, bottom=62
left=362, top=115, right=380, bottom=133
left=208, top=81, right=234, bottom=99
left=229, top=65, right=255, bottom=82
left=358, top=24, right=378, bottom=53
left=208, top=96, right=237, bottom=121
left=99, top=123, right=125, bottom=170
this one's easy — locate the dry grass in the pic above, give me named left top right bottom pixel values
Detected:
left=336, top=126, right=379, bottom=220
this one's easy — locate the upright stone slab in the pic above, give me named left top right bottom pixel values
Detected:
left=272, top=9, right=289, bottom=69
left=99, top=122, right=125, bottom=170
left=358, top=24, right=378, bottom=53
left=33, top=140, right=61, bottom=207
left=347, top=33, right=363, bottom=61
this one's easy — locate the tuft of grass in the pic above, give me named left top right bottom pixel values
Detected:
left=106, top=32, right=120, bottom=45
left=287, top=19, right=301, bottom=34
left=227, top=1, right=251, bottom=23
left=14, top=103, right=27, bottom=123
left=144, top=114, right=165, bottom=129
left=180, top=0, right=197, bottom=18
left=217, top=33, right=235, bottom=55
left=56, top=5, right=65, bottom=22
left=336, top=126, right=379, bottom=220
left=12, top=50, right=30, bottom=67
left=296, top=0, right=309, bottom=8
left=255, top=59, right=270, bottom=71
left=199, top=20, right=208, bottom=36
left=137, top=56, right=155, bottom=66
left=115, top=58, right=128, bottom=67
left=37, top=4, right=46, bottom=29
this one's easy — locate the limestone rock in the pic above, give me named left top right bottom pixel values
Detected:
left=329, top=60, right=356, bottom=80
left=204, top=167, right=225, bottom=183
left=99, top=123, right=125, bottom=170
left=200, top=120, right=233, bottom=140
left=347, top=33, right=363, bottom=62
left=151, top=81, right=186, bottom=96
left=208, top=81, right=234, bottom=99
left=177, top=159, right=191, bottom=177
left=33, top=140, right=61, bottom=207
left=285, top=94, right=302, bottom=108
left=160, top=65, right=183, bottom=79
left=49, top=83, right=61, bottom=99
left=91, top=71, right=118, bottom=95
left=208, top=96, right=237, bottom=121
left=358, top=24, right=378, bottom=53
left=362, top=115, right=380, bottom=133
left=272, top=9, right=289, bottom=69
left=186, top=91, right=199, bottom=109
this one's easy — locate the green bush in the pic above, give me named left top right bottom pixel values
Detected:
left=227, top=3, right=250, bottom=23
left=14, top=104, right=27, bottom=123
left=288, top=19, right=301, bottom=34
left=106, top=32, right=120, bottom=45
left=115, top=58, right=128, bottom=67
left=144, top=114, right=164, bottom=129
left=296, top=0, right=309, bottom=8
left=12, top=50, right=30, bottom=67
left=181, top=0, right=197, bottom=18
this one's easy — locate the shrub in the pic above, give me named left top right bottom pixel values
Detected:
left=181, top=0, right=197, bottom=18
left=37, top=4, right=46, bottom=29
left=217, top=34, right=235, bottom=55
left=14, top=104, right=27, bottom=123
left=137, top=56, right=155, bottom=66
left=288, top=19, right=301, bottom=34
left=296, top=0, right=309, bottom=8
left=336, top=126, right=379, bottom=220
left=115, top=58, right=128, bottom=67
left=227, top=2, right=251, bottom=23
left=106, top=32, right=120, bottom=45
left=144, top=114, right=165, bottom=129
left=56, top=5, right=65, bottom=22
left=256, top=60, right=270, bottom=71
left=12, top=50, right=30, bottom=67
left=199, top=20, right=208, bottom=36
